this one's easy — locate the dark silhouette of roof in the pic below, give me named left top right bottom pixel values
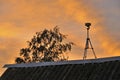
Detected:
left=1, top=56, right=120, bottom=80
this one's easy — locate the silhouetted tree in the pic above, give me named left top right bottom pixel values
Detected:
left=15, top=26, right=73, bottom=63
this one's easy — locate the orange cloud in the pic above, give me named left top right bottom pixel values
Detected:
left=0, top=0, right=120, bottom=76
left=58, top=0, right=120, bottom=59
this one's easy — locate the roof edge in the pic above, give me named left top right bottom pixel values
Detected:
left=3, top=56, right=120, bottom=68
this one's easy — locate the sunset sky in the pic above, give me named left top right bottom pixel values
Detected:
left=0, top=0, right=120, bottom=75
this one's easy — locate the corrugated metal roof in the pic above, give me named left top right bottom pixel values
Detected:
left=1, top=58, right=120, bottom=80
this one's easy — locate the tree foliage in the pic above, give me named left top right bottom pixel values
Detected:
left=15, top=27, right=73, bottom=63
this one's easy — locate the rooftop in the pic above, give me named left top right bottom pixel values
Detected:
left=1, top=56, right=120, bottom=80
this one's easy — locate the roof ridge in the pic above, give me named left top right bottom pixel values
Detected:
left=3, top=56, right=120, bottom=68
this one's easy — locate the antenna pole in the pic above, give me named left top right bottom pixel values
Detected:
left=83, top=23, right=97, bottom=60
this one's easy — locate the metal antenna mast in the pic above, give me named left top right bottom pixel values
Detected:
left=83, top=23, right=97, bottom=60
